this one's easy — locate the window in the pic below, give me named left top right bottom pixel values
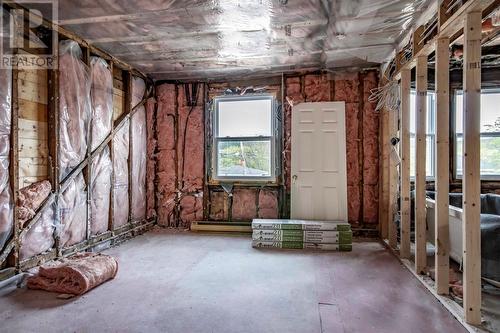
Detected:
left=455, top=90, right=500, bottom=179
left=213, top=95, right=276, bottom=181
left=410, top=91, right=436, bottom=179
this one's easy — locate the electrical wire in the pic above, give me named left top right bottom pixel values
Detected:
left=368, top=80, right=400, bottom=113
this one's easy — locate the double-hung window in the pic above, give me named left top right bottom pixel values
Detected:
left=455, top=89, right=500, bottom=179
left=212, top=95, right=276, bottom=181
left=409, top=91, right=436, bottom=179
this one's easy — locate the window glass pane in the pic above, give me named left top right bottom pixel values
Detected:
left=410, top=91, right=435, bottom=134
left=456, top=135, right=500, bottom=176
left=410, top=135, right=415, bottom=178
left=217, top=140, right=271, bottom=177
left=218, top=99, right=272, bottom=137
left=426, top=135, right=435, bottom=178
left=455, top=91, right=500, bottom=133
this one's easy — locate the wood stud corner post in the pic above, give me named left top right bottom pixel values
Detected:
left=435, top=37, right=450, bottom=295
left=388, top=105, right=398, bottom=249
left=462, top=11, right=482, bottom=326
left=399, top=69, right=411, bottom=259
left=415, top=56, right=427, bottom=275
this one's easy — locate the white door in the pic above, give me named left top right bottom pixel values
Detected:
left=291, top=102, right=348, bottom=221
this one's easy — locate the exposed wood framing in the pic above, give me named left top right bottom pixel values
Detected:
left=399, top=69, right=411, bottom=259
left=415, top=56, right=427, bottom=275
left=0, top=4, right=155, bottom=274
left=11, top=61, right=20, bottom=269
left=379, top=106, right=389, bottom=240
left=387, top=104, right=398, bottom=249
left=462, top=11, right=482, bottom=326
left=434, top=37, right=450, bottom=295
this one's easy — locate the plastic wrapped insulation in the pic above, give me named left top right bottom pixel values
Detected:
left=90, top=57, right=113, bottom=151
left=130, top=77, right=147, bottom=221
left=59, top=40, right=91, bottom=181
left=0, top=54, right=12, bottom=251
left=90, top=146, right=112, bottom=235
left=19, top=204, right=55, bottom=261
left=18, top=180, right=52, bottom=222
left=113, top=120, right=129, bottom=228
left=59, top=173, right=87, bottom=247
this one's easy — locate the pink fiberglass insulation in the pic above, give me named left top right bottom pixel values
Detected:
left=19, top=204, right=55, bottom=261
left=304, top=74, right=330, bottom=102
left=177, top=84, right=204, bottom=226
left=18, top=180, right=52, bottom=223
left=156, top=84, right=176, bottom=226
left=27, top=253, right=118, bottom=295
left=58, top=40, right=91, bottom=181
left=0, top=65, right=12, bottom=251
left=131, top=77, right=147, bottom=221
left=232, top=188, right=257, bottom=221
left=362, top=71, right=380, bottom=223
left=333, top=73, right=360, bottom=103
left=257, top=189, right=278, bottom=219
left=145, top=97, right=156, bottom=219
left=90, top=147, right=112, bottom=235
left=113, top=120, right=129, bottom=228
left=59, top=173, right=87, bottom=247
left=90, top=57, right=113, bottom=151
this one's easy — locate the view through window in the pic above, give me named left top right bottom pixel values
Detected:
left=455, top=90, right=500, bottom=178
left=213, top=96, right=274, bottom=180
left=409, top=91, right=436, bottom=179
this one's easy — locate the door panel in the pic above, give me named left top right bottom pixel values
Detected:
left=291, top=102, right=347, bottom=221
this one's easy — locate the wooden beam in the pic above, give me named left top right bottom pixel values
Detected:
left=388, top=105, right=398, bottom=249
left=399, top=69, right=411, bottom=259
left=462, top=11, right=482, bottom=326
left=435, top=37, right=451, bottom=295
left=379, top=107, right=389, bottom=240
left=11, top=62, right=20, bottom=271
left=415, top=56, right=428, bottom=275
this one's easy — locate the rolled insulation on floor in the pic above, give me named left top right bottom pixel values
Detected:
left=58, top=40, right=91, bottom=181
left=90, top=147, right=112, bottom=235
left=90, top=57, right=113, bottom=151
left=113, top=120, right=129, bottom=228
left=27, top=253, right=118, bottom=295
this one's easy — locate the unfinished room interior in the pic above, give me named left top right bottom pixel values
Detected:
left=0, top=0, right=499, bottom=332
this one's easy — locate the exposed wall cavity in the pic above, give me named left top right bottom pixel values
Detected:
left=156, top=83, right=204, bottom=227
left=153, top=70, right=379, bottom=228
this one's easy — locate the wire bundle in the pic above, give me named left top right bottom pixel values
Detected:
left=368, top=80, right=400, bottom=113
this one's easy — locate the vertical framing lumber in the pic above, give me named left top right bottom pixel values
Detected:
left=11, top=63, right=20, bottom=270
left=462, top=11, right=482, bottom=325
left=125, top=71, right=133, bottom=225
left=47, top=35, right=61, bottom=255
left=415, top=56, right=428, bottom=274
left=83, top=47, right=91, bottom=241
left=387, top=106, right=398, bottom=249
left=435, top=37, right=450, bottom=295
left=379, top=107, right=389, bottom=239
left=399, top=69, right=411, bottom=259
left=108, top=61, right=115, bottom=231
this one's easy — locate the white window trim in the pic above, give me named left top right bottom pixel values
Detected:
left=211, top=95, right=277, bottom=182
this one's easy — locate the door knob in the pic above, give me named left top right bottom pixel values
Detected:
left=292, top=175, right=298, bottom=183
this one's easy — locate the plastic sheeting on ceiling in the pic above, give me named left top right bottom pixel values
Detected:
left=43, top=0, right=429, bottom=80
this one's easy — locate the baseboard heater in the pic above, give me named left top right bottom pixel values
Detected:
left=190, top=221, right=252, bottom=233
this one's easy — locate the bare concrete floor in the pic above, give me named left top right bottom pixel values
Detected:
left=1, top=229, right=466, bottom=333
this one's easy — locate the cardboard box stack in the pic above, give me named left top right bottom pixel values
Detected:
left=251, top=219, right=352, bottom=251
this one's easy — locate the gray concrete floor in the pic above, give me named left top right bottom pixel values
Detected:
left=0, top=229, right=467, bottom=333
